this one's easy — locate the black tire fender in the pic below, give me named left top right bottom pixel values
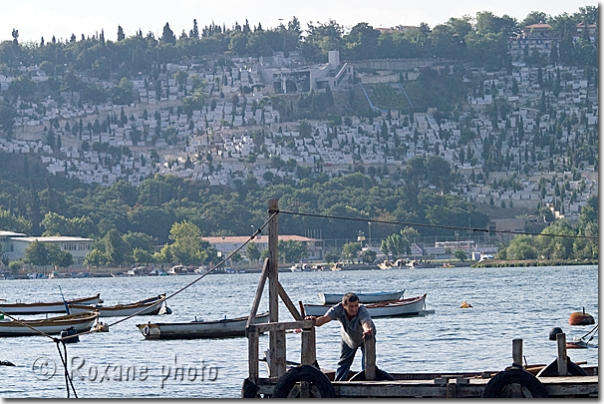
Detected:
left=272, top=365, right=336, bottom=398
left=241, top=378, right=260, bottom=398
left=536, top=358, right=588, bottom=377
left=348, top=367, right=396, bottom=381
left=482, top=368, right=548, bottom=398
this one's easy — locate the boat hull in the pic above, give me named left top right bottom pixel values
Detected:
left=0, top=294, right=103, bottom=315
left=319, top=290, right=405, bottom=305
left=69, top=294, right=166, bottom=317
left=0, top=312, right=99, bottom=337
left=136, top=312, right=270, bottom=340
left=304, top=294, right=427, bottom=318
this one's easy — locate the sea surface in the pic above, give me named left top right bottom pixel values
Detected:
left=1, top=265, right=598, bottom=399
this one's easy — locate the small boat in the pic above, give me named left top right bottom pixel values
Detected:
left=69, top=294, right=167, bottom=317
left=319, top=290, right=405, bottom=305
left=0, top=294, right=103, bottom=315
left=136, top=312, right=270, bottom=340
left=377, top=259, right=409, bottom=270
left=0, top=312, right=100, bottom=337
left=304, top=294, right=428, bottom=318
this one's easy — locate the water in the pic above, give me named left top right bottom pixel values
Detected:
left=1, top=265, right=598, bottom=398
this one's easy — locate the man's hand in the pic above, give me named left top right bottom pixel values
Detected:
left=305, top=315, right=317, bottom=324
left=363, top=328, right=373, bottom=337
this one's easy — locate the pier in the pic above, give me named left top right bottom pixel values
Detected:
left=242, top=199, right=598, bottom=398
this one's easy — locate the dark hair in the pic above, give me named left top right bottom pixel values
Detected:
left=342, top=293, right=359, bottom=305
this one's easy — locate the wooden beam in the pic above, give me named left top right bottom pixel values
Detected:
left=512, top=339, right=523, bottom=367
left=253, top=320, right=313, bottom=333
left=556, top=333, right=568, bottom=376
left=246, top=258, right=269, bottom=329
left=364, top=334, right=376, bottom=381
left=301, top=327, right=316, bottom=366
left=277, top=281, right=301, bottom=321
left=248, top=328, right=259, bottom=383
left=267, top=199, right=282, bottom=378
left=271, top=328, right=286, bottom=377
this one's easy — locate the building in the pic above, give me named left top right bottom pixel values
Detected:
left=0, top=230, right=26, bottom=260
left=11, top=236, right=93, bottom=265
left=202, top=234, right=323, bottom=261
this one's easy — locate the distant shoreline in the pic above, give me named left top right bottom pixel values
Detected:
left=471, top=259, right=598, bottom=268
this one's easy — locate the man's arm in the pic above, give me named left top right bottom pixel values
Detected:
left=361, top=321, right=373, bottom=336
left=305, top=315, right=331, bottom=327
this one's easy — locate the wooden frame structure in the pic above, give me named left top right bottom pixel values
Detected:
left=242, top=199, right=597, bottom=398
left=245, top=199, right=320, bottom=396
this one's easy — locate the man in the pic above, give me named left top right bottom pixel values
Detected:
left=305, top=292, right=376, bottom=381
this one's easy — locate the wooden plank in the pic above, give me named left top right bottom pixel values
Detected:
left=246, top=258, right=269, bottom=329
left=254, top=320, right=313, bottom=333
left=556, top=333, right=568, bottom=375
left=247, top=328, right=259, bottom=383
left=271, top=328, right=286, bottom=377
left=301, top=327, right=316, bottom=366
left=268, top=199, right=281, bottom=378
left=364, top=334, right=376, bottom=381
left=277, top=280, right=301, bottom=321
left=512, top=338, right=523, bottom=366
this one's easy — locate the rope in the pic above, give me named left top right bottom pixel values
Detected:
left=0, top=211, right=278, bottom=398
left=277, top=209, right=598, bottom=241
left=54, top=339, right=78, bottom=398
left=59, top=210, right=278, bottom=339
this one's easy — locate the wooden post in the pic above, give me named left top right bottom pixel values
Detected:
left=556, top=333, right=568, bottom=376
left=364, top=334, right=376, bottom=381
left=247, top=327, right=259, bottom=383
left=301, top=324, right=316, bottom=366
left=246, top=258, right=269, bottom=329
left=277, top=281, right=301, bottom=320
left=268, top=199, right=286, bottom=377
left=511, top=339, right=523, bottom=397
left=512, top=339, right=523, bottom=367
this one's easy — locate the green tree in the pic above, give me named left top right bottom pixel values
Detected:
left=454, top=250, right=467, bottom=262
left=246, top=242, right=261, bottom=263
left=360, top=248, right=377, bottom=263
left=103, top=229, right=131, bottom=265
left=84, top=249, right=110, bottom=268
left=168, top=220, right=203, bottom=265
left=278, top=240, right=308, bottom=263
left=505, top=235, right=538, bottom=260
left=341, top=241, right=361, bottom=262
left=24, top=240, right=49, bottom=267
left=112, top=77, right=134, bottom=105
left=47, top=244, right=73, bottom=269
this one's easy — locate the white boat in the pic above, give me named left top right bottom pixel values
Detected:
left=289, top=263, right=310, bottom=272
left=69, top=294, right=167, bottom=317
left=304, top=294, right=428, bottom=318
left=136, top=312, right=270, bottom=340
left=378, top=259, right=411, bottom=270
left=0, top=312, right=100, bottom=337
left=319, top=290, right=405, bottom=305
left=0, top=294, right=103, bottom=315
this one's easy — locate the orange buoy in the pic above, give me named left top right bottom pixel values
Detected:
left=460, top=301, right=473, bottom=308
left=568, top=308, right=595, bottom=325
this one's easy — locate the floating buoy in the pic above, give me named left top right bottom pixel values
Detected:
left=460, top=301, right=473, bottom=308
left=549, top=327, right=564, bottom=340
left=569, top=308, right=595, bottom=325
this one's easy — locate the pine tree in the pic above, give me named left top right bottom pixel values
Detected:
left=117, top=25, right=125, bottom=41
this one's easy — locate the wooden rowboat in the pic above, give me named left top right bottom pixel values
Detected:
left=304, top=294, right=428, bottom=318
left=69, top=294, right=167, bottom=317
left=0, top=294, right=103, bottom=315
left=319, top=290, right=405, bottom=305
left=0, top=312, right=100, bottom=337
left=136, top=312, right=270, bottom=340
